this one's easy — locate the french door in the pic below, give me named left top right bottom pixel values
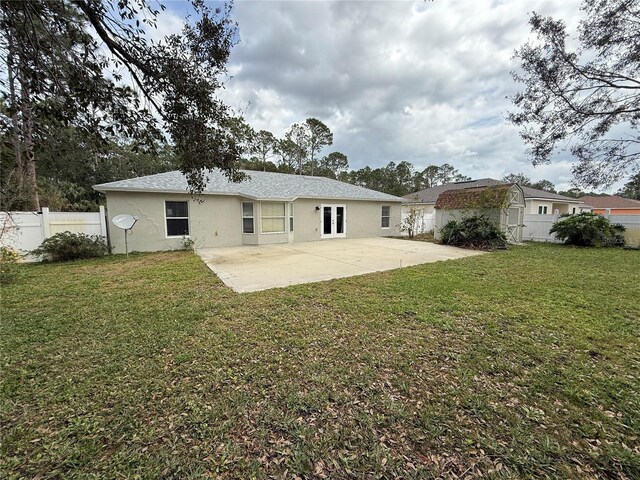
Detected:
left=320, top=204, right=346, bottom=239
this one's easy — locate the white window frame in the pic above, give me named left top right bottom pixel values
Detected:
left=538, top=205, right=548, bottom=215
left=242, top=201, right=255, bottom=234
left=381, top=205, right=391, bottom=229
left=164, top=200, right=190, bottom=238
left=260, top=201, right=287, bottom=234
left=289, top=203, right=294, bottom=232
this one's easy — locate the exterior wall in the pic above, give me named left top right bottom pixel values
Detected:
left=105, top=192, right=244, bottom=253
left=105, top=192, right=401, bottom=252
left=526, top=199, right=583, bottom=215
left=433, top=208, right=501, bottom=241
left=552, top=202, right=571, bottom=214
left=526, top=199, right=554, bottom=215
left=593, top=208, right=640, bottom=215
left=293, top=198, right=401, bottom=242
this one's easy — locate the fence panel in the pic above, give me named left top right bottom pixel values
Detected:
left=522, top=213, right=640, bottom=245
left=609, top=214, right=640, bottom=245
left=400, top=210, right=434, bottom=236
left=522, top=214, right=559, bottom=243
left=0, top=207, right=107, bottom=260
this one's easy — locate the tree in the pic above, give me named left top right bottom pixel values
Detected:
left=249, top=130, right=278, bottom=172
left=283, top=118, right=333, bottom=175
left=417, top=165, right=441, bottom=190
left=435, top=163, right=470, bottom=185
left=558, top=187, right=587, bottom=198
left=319, top=152, right=349, bottom=179
left=509, top=0, right=640, bottom=188
left=530, top=179, right=556, bottom=192
left=275, top=138, right=300, bottom=174
left=502, top=173, right=556, bottom=192
left=616, top=173, right=640, bottom=200
left=1, top=0, right=241, bottom=210
left=502, top=173, right=532, bottom=186
left=284, top=123, right=309, bottom=174
left=304, top=118, right=333, bottom=176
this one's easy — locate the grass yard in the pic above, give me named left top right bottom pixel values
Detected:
left=1, top=244, right=639, bottom=479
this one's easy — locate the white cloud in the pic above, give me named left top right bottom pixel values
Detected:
left=170, top=0, right=625, bottom=192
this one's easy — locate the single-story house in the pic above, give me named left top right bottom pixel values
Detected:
left=94, top=169, right=403, bottom=253
left=578, top=195, right=640, bottom=215
left=404, top=178, right=587, bottom=216
left=433, top=184, right=525, bottom=243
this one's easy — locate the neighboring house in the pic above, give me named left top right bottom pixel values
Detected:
left=578, top=195, right=640, bottom=215
left=403, top=178, right=586, bottom=215
left=94, top=170, right=403, bottom=253
left=433, top=184, right=526, bottom=243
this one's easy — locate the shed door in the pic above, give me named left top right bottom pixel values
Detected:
left=506, top=207, right=523, bottom=243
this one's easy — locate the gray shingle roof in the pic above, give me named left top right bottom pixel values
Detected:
left=93, top=170, right=403, bottom=202
left=404, top=178, right=583, bottom=204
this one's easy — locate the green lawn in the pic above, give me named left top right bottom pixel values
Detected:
left=1, top=244, right=639, bottom=478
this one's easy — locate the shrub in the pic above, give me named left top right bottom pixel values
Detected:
left=550, top=212, right=625, bottom=247
left=439, top=214, right=507, bottom=250
left=32, top=231, right=108, bottom=262
left=0, top=246, right=21, bottom=284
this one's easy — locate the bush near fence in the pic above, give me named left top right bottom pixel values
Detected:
left=522, top=213, right=640, bottom=245
left=0, top=207, right=108, bottom=261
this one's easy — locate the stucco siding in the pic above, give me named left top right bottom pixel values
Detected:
left=105, top=192, right=401, bottom=252
left=292, top=199, right=401, bottom=242
left=106, top=192, right=243, bottom=253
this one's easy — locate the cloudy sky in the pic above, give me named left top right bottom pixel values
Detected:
left=160, top=0, right=621, bottom=193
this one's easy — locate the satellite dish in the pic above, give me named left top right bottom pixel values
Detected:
left=112, top=214, right=138, bottom=257
left=112, top=214, right=137, bottom=230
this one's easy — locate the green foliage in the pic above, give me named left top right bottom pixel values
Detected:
left=0, top=246, right=21, bottom=284
left=502, top=173, right=556, bottom=192
left=282, top=118, right=334, bottom=175
left=439, top=215, right=508, bottom=250
left=31, top=232, right=108, bottom=262
left=181, top=236, right=195, bottom=251
left=347, top=162, right=471, bottom=197
left=509, top=0, right=639, bottom=187
left=550, top=212, right=626, bottom=247
left=1, top=0, right=241, bottom=209
left=616, top=172, right=640, bottom=200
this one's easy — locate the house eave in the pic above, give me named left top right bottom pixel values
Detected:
left=93, top=187, right=402, bottom=203
left=526, top=197, right=584, bottom=204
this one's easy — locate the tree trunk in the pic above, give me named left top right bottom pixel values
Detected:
left=19, top=71, right=40, bottom=211
left=6, top=32, right=25, bottom=204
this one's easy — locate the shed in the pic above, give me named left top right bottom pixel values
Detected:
left=433, top=184, right=525, bottom=243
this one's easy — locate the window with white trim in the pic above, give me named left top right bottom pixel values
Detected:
left=538, top=205, right=548, bottom=214
left=165, top=201, right=189, bottom=236
left=381, top=205, right=391, bottom=228
left=242, top=202, right=254, bottom=234
left=289, top=203, right=294, bottom=232
left=572, top=207, right=576, bottom=214
left=261, top=202, right=286, bottom=233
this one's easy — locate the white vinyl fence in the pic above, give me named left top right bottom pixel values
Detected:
left=1, top=206, right=108, bottom=260
left=400, top=209, right=434, bottom=236
left=522, top=213, right=640, bottom=245
left=522, top=214, right=560, bottom=243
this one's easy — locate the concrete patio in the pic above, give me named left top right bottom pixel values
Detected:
left=197, top=237, right=482, bottom=293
